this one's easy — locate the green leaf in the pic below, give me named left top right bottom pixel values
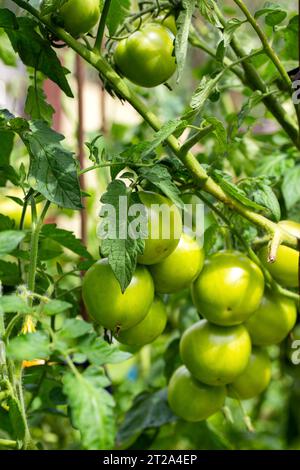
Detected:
left=0, top=295, right=32, bottom=313
left=175, top=0, right=196, bottom=82
left=283, top=16, right=298, bottom=61
left=78, top=336, right=131, bottom=366
left=0, top=230, right=26, bottom=256
left=0, top=130, right=14, bottom=187
left=21, top=121, right=82, bottom=210
left=265, top=10, right=287, bottom=26
left=25, top=86, right=55, bottom=124
left=252, top=184, right=281, bottom=221
left=43, top=299, right=72, bottom=316
left=100, top=180, right=146, bottom=292
left=204, top=117, right=227, bottom=154
left=198, top=0, right=222, bottom=27
left=141, top=120, right=185, bottom=158
left=0, top=29, right=16, bottom=66
left=0, top=260, right=20, bottom=286
left=203, top=223, right=221, bottom=254
left=7, top=332, right=50, bottom=361
left=223, top=18, right=245, bottom=46
left=0, top=8, right=18, bottom=29
left=255, top=2, right=287, bottom=26
left=282, top=165, right=300, bottom=210
left=189, top=72, right=224, bottom=116
left=8, top=396, right=26, bottom=441
left=212, top=171, right=266, bottom=211
left=255, top=152, right=294, bottom=179
left=106, top=0, right=131, bottom=36
left=138, top=165, right=184, bottom=209
left=40, top=0, right=69, bottom=16
left=41, top=224, right=92, bottom=258
left=63, top=367, right=116, bottom=450
left=0, top=214, right=15, bottom=231
left=117, top=389, right=176, bottom=448
left=3, top=15, right=73, bottom=97
left=57, top=318, right=92, bottom=339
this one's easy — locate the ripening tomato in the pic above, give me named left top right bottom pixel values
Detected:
left=191, top=251, right=264, bottom=326
left=258, top=220, right=300, bottom=288
left=180, top=320, right=252, bottom=386
left=167, top=366, right=226, bottom=422
left=117, top=296, right=167, bottom=346
left=58, top=0, right=100, bottom=37
left=227, top=347, right=271, bottom=400
left=137, top=191, right=182, bottom=265
left=245, top=290, right=297, bottom=346
left=114, top=24, right=176, bottom=87
left=149, top=232, right=204, bottom=293
left=82, top=259, right=154, bottom=332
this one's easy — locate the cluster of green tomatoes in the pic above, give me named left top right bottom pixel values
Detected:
left=55, top=0, right=177, bottom=88
left=82, top=189, right=299, bottom=422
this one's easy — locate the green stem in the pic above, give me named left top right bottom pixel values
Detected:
left=17, top=376, right=34, bottom=449
left=26, top=367, right=47, bottom=412
left=78, top=161, right=153, bottom=176
left=64, top=354, right=81, bottom=378
left=3, top=313, right=25, bottom=341
left=179, top=125, right=214, bottom=155
left=27, top=200, right=50, bottom=297
left=0, top=438, right=18, bottom=449
left=94, top=0, right=112, bottom=51
left=10, top=0, right=299, bottom=249
left=233, top=0, right=292, bottom=88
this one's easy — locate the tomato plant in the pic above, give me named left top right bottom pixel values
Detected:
left=0, top=0, right=299, bottom=454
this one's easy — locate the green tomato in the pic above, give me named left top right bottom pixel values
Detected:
left=82, top=259, right=154, bottom=332
left=114, top=23, right=176, bottom=87
left=116, top=296, right=167, bottom=346
left=258, top=220, right=300, bottom=288
left=137, top=191, right=182, bottom=265
left=245, top=290, right=297, bottom=346
left=180, top=320, right=252, bottom=386
left=228, top=347, right=271, bottom=400
left=167, top=366, right=226, bottom=422
left=59, top=0, right=100, bottom=37
left=149, top=232, right=204, bottom=293
left=154, top=11, right=177, bottom=35
left=191, top=251, right=264, bottom=326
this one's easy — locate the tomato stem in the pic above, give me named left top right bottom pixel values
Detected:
left=94, top=0, right=112, bottom=51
